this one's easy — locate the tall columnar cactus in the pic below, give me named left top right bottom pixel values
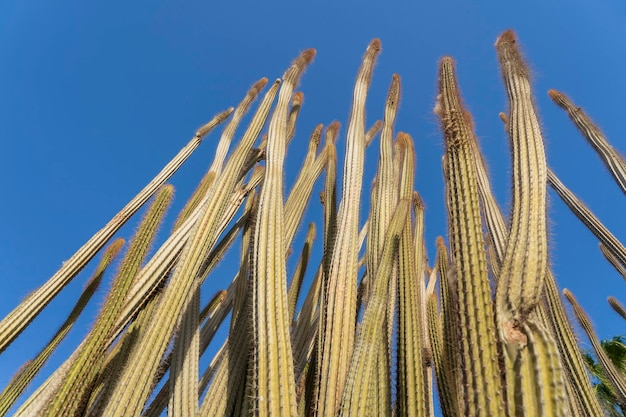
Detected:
left=2, top=29, right=625, bottom=417
left=435, top=56, right=506, bottom=417
left=250, top=48, right=315, bottom=417
left=316, top=38, right=381, bottom=417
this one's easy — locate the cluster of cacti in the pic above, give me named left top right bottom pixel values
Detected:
left=1, top=29, right=625, bottom=416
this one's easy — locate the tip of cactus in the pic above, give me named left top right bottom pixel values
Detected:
left=369, top=38, right=382, bottom=51
left=253, top=78, right=269, bottom=92
left=412, top=190, right=423, bottom=205
left=495, top=29, right=517, bottom=47
left=547, top=89, right=566, bottom=104
left=301, top=48, right=316, bottom=64
left=292, top=91, right=304, bottom=105
left=327, top=120, right=340, bottom=137
left=440, top=56, right=454, bottom=67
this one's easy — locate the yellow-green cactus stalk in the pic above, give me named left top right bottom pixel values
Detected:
left=436, top=56, right=505, bottom=417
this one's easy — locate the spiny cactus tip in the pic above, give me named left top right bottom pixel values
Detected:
left=253, top=78, right=269, bottom=91
left=440, top=56, right=454, bottom=68
left=563, top=288, right=573, bottom=299
left=436, top=236, right=446, bottom=247
left=398, top=132, right=413, bottom=148
left=412, top=191, right=424, bottom=209
left=109, top=238, right=126, bottom=251
left=369, top=38, right=382, bottom=51
left=329, top=120, right=341, bottom=129
left=292, top=91, right=304, bottom=105
left=495, top=29, right=517, bottom=47
left=301, top=48, right=316, bottom=64
left=547, top=89, right=567, bottom=104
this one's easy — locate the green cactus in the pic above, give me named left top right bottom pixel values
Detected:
left=3, top=28, right=626, bottom=417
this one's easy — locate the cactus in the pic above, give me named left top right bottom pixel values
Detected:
left=2, top=29, right=625, bottom=417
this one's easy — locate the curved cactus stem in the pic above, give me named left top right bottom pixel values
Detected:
left=316, top=38, right=381, bottom=417
left=494, top=29, right=548, bottom=324
left=249, top=49, right=316, bottom=417
left=490, top=102, right=603, bottom=417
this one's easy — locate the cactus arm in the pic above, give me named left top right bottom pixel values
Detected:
left=365, top=120, right=383, bottom=147
left=44, top=185, right=173, bottom=417
left=0, top=109, right=231, bottom=354
left=548, top=169, right=626, bottom=267
left=540, top=273, right=604, bottom=417
left=548, top=89, right=626, bottom=194
left=599, top=243, right=626, bottom=281
left=0, top=239, right=122, bottom=417
left=565, top=289, right=626, bottom=407
left=208, top=78, right=269, bottom=176
left=608, top=296, right=626, bottom=322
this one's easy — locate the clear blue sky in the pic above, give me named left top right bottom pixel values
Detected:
left=1, top=0, right=625, bottom=413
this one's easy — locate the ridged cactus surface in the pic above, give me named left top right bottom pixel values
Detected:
left=2, top=30, right=626, bottom=417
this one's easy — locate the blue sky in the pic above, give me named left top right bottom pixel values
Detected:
left=1, top=0, right=625, bottom=413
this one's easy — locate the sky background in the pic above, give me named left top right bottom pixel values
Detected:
left=1, top=0, right=626, bottom=414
